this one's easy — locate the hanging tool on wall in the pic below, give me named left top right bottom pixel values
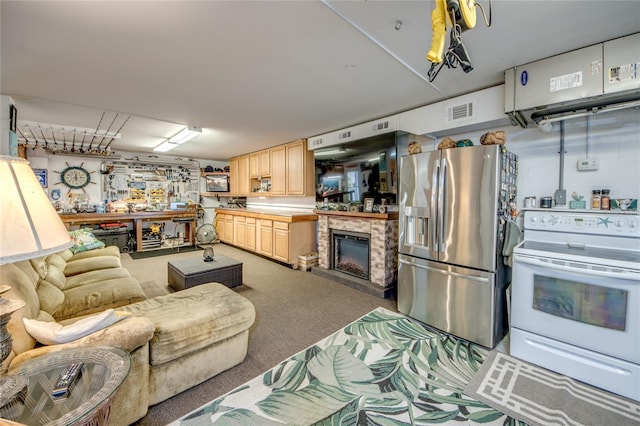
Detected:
left=426, top=0, right=492, bottom=83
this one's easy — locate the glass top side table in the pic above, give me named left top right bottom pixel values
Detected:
left=2, top=346, right=130, bottom=426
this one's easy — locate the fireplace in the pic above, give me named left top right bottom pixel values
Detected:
left=332, top=230, right=370, bottom=281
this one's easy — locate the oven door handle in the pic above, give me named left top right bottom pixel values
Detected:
left=514, top=255, right=639, bottom=280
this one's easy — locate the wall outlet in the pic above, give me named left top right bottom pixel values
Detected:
left=577, top=158, right=599, bottom=171
left=555, top=189, right=567, bottom=205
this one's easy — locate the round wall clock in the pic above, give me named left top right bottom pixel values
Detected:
left=55, top=162, right=95, bottom=192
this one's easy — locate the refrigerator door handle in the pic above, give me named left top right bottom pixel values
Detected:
left=399, top=258, right=490, bottom=283
left=431, top=159, right=440, bottom=252
left=438, top=158, right=447, bottom=253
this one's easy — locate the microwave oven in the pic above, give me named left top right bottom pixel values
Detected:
left=205, top=175, right=229, bottom=192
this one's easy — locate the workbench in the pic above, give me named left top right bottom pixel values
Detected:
left=59, top=211, right=197, bottom=252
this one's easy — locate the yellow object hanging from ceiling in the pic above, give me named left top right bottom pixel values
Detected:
left=426, top=0, right=477, bottom=64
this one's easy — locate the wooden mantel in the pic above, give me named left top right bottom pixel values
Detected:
left=313, top=209, right=399, bottom=220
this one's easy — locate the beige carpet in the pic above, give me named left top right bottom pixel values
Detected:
left=465, top=351, right=640, bottom=426
left=121, top=244, right=396, bottom=425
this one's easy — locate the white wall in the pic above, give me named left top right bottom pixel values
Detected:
left=442, top=108, right=640, bottom=210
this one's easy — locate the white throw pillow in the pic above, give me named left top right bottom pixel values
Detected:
left=23, top=309, right=128, bottom=345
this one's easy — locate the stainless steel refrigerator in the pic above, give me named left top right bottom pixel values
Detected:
left=398, top=144, right=517, bottom=348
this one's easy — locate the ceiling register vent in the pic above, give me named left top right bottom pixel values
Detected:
left=338, top=130, right=352, bottom=140
left=446, top=101, right=475, bottom=123
left=373, top=121, right=390, bottom=132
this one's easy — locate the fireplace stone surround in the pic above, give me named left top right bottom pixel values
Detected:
left=313, top=210, right=398, bottom=298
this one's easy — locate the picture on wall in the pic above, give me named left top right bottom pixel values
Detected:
left=33, top=168, right=47, bottom=188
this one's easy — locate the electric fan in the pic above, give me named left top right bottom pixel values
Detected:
left=196, top=223, right=217, bottom=245
left=196, top=224, right=217, bottom=262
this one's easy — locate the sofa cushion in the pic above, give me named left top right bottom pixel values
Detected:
left=120, top=283, right=255, bottom=365
left=64, top=268, right=132, bottom=290
left=28, top=257, right=48, bottom=280
left=35, top=280, right=65, bottom=315
left=0, top=263, right=40, bottom=355
left=68, top=228, right=105, bottom=254
left=23, top=309, right=130, bottom=345
left=64, top=256, right=122, bottom=277
left=66, top=245, right=121, bottom=261
left=53, top=277, right=146, bottom=321
left=44, top=263, right=67, bottom=290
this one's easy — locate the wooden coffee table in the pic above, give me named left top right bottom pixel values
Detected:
left=168, top=254, right=243, bottom=291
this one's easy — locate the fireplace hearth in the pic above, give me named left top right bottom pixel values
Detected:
left=332, top=231, right=370, bottom=281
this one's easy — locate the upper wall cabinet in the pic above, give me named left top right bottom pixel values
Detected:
left=229, top=139, right=314, bottom=197
left=286, top=139, right=314, bottom=196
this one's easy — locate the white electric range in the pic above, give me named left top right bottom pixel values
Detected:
left=510, top=209, right=640, bottom=401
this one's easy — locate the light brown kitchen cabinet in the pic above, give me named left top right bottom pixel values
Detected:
left=286, top=139, right=315, bottom=196
left=228, top=158, right=238, bottom=195
left=237, top=155, right=250, bottom=195
left=270, top=145, right=287, bottom=195
left=234, top=216, right=246, bottom=248
left=216, top=213, right=234, bottom=244
left=246, top=217, right=256, bottom=251
left=257, top=219, right=273, bottom=257
left=272, top=221, right=290, bottom=262
left=259, top=149, right=271, bottom=177
left=216, top=208, right=317, bottom=268
left=249, top=153, right=259, bottom=179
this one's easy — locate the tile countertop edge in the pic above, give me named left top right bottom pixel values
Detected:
left=214, top=208, right=318, bottom=222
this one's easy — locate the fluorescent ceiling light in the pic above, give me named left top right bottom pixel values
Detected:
left=153, top=125, right=202, bottom=152
left=169, top=126, right=202, bottom=144
left=153, top=141, right=178, bottom=152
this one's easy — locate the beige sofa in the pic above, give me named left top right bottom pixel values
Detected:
left=1, top=246, right=256, bottom=425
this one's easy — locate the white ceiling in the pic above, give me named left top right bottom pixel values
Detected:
left=2, top=1, right=639, bottom=161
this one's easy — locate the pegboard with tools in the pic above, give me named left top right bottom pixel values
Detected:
left=101, top=159, right=200, bottom=209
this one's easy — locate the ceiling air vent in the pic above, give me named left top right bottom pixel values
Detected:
left=309, top=137, right=323, bottom=148
left=446, top=101, right=475, bottom=123
left=338, top=130, right=352, bottom=140
left=373, top=120, right=390, bottom=132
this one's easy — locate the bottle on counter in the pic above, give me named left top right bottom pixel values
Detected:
left=601, top=189, right=610, bottom=210
left=591, top=190, right=601, bottom=209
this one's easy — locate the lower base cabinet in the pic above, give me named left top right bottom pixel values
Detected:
left=217, top=210, right=316, bottom=268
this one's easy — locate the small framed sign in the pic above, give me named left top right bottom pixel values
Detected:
left=364, top=198, right=375, bottom=213
left=33, top=168, right=47, bottom=188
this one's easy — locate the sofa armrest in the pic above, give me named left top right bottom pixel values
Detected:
left=8, top=316, right=155, bottom=371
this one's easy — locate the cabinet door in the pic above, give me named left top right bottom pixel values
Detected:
left=258, top=219, right=273, bottom=256
left=273, top=221, right=290, bottom=262
left=246, top=217, right=256, bottom=251
left=237, top=155, right=250, bottom=195
left=229, top=158, right=239, bottom=194
left=287, top=139, right=315, bottom=196
left=249, top=153, right=259, bottom=178
left=259, top=149, right=271, bottom=177
left=216, top=214, right=226, bottom=242
left=234, top=216, right=246, bottom=248
left=224, top=216, right=234, bottom=244
left=270, top=146, right=286, bottom=195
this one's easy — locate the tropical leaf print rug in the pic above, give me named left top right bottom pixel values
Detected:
left=173, top=307, right=523, bottom=425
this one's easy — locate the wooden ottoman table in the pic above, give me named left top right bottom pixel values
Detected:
left=168, top=254, right=242, bottom=291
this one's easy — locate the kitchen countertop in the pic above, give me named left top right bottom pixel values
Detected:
left=215, top=207, right=317, bottom=222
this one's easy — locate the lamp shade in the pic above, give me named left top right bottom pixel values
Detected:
left=0, top=156, right=73, bottom=265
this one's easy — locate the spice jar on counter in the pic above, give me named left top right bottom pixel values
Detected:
left=601, top=189, right=611, bottom=210
left=591, top=190, right=601, bottom=209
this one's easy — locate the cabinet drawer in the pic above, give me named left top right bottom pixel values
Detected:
left=260, top=220, right=273, bottom=228
left=274, top=221, right=289, bottom=231
left=246, top=217, right=256, bottom=225
left=234, top=216, right=246, bottom=223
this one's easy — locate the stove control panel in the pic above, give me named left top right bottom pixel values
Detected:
left=524, top=211, right=640, bottom=237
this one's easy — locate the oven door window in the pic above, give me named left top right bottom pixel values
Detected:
left=533, top=275, right=628, bottom=331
